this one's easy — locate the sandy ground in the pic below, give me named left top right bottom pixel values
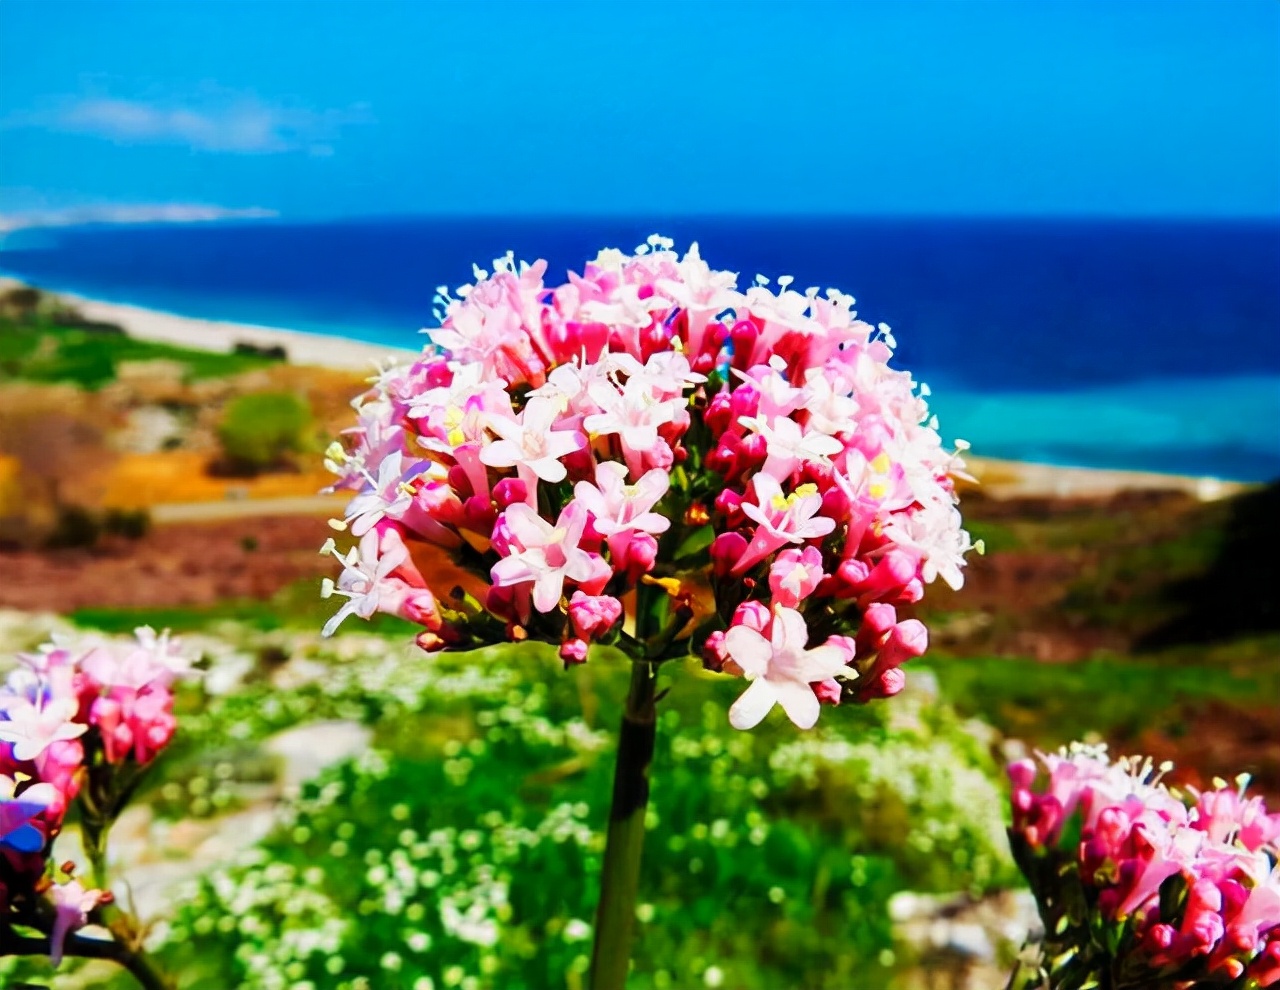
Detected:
left=8, top=279, right=419, bottom=371
left=964, top=456, right=1246, bottom=502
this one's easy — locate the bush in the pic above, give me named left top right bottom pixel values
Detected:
left=102, top=507, right=151, bottom=540
left=43, top=505, right=101, bottom=549
left=216, top=392, right=313, bottom=473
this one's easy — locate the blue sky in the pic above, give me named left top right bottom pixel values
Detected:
left=0, top=0, right=1276, bottom=220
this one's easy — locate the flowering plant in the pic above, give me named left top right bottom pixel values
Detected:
left=322, top=236, right=973, bottom=985
left=0, top=628, right=194, bottom=988
left=1007, top=744, right=1280, bottom=990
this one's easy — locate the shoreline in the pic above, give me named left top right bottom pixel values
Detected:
left=1, top=276, right=420, bottom=372
left=1, top=279, right=1254, bottom=502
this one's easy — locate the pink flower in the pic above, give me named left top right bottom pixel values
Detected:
left=1191, top=784, right=1280, bottom=852
left=343, top=450, right=418, bottom=537
left=48, top=879, right=105, bottom=967
left=320, top=529, right=441, bottom=637
left=0, top=694, right=87, bottom=763
left=583, top=379, right=680, bottom=475
left=480, top=396, right=583, bottom=485
left=573, top=461, right=670, bottom=564
left=739, top=414, right=843, bottom=482
left=91, top=686, right=177, bottom=766
left=768, top=547, right=825, bottom=608
left=723, top=607, right=850, bottom=730
left=79, top=626, right=193, bottom=693
left=490, top=502, right=598, bottom=613
left=734, top=474, right=836, bottom=574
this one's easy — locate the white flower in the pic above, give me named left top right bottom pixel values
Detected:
left=724, top=607, right=850, bottom=730
left=479, top=397, right=582, bottom=483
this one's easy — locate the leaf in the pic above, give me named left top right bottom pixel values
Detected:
left=674, top=525, right=714, bottom=561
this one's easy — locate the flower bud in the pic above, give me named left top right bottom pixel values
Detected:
left=559, top=638, right=589, bottom=666
left=710, top=532, right=748, bottom=577
left=492, top=478, right=528, bottom=509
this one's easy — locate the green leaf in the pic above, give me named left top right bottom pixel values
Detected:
left=674, top=525, right=714, bottom=561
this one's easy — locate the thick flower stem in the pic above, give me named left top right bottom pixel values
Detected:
left=589, top=657, right=658, bottom=990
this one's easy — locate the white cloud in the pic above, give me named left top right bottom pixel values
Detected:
left=0, top=203, right=278, bottom=234
left=8, top=91, right=372, bottom=154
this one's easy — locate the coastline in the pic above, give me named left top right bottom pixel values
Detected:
left=1, top=279, right=1253, bottom=503
left=1, top=277, right=420, bottom=372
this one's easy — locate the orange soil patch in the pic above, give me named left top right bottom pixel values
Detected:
left=98, top=451, right=336, bottom=509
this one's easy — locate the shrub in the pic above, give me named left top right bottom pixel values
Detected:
left=216, top=392, right=313, bottom=473
left=102, top=507, right=151, bottom=540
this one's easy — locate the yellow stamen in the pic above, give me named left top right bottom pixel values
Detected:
left=870, top=452, right=892, bottom=474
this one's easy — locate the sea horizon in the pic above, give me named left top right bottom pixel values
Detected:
left=3, top=214, right=1278, bottom=482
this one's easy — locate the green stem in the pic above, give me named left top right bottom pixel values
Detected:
left=589, top=657, right=659, bottom=990
left=79, top=805, right=174, bottom=990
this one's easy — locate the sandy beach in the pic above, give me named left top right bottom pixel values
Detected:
left=2, top=278, right=420, bottom=371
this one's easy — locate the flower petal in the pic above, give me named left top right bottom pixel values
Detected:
left=729, top=677, right=777, bottom=730
left=725, top=626, right=772, bottom=676
left=773, top=678, right=821, bottom=729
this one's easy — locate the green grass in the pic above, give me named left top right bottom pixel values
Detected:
left=2, top=632, right=1017, bottom=990
left=67, top=578, right=423, bottom=636
left=920, top=647, right=1280, bottom=746
left=0, top=320, right=279, bottom=389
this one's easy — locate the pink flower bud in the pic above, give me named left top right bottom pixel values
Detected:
left=729, top=319, right=758, bottom=370
left=812, top=679, right=842, bottom=706
left=1007, top=759, right=1038, bottom=791
left=768, top=547, right=825, bottom=608
left=731, top=600, right=771, bottom=634
left=738, top=432, right=767, bottom=464
left=710, top=531, right=749, bottom=578
left=622, top=533, right=659, bottom=582
left=701, top=630, right=729, bottom=672
left=820, top=485, right=849, bottom=522
left=705, top=390, right=733, bottom=436
left=713, top=490, right=744, bottom=527
left=463, top=495, right=496, bottom=533
left=448, top=465, right=473, bottom=498
left=855, top=667, right=905, bottom=702
left=559, top=638, right=589, bottom=666
left=568, top=592, right=623, bottom=641
left=729, top=383, right=760, bottom=420
left=492, top=478, right=527, bottom=509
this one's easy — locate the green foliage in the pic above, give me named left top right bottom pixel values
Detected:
left=143, top=634, right=1016, bottom=990
left=68, top=578, right=416, bottom=635
left=921, top=647, right=1280, bottom=745
left=216, top=392, right=314, bottom=472
left=0, top=319, right=278, bottom=388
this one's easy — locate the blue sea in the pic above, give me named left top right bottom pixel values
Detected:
left=2, top=216, right=1278, bottom=481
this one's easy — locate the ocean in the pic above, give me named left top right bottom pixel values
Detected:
left=2, top=216, right=1278, bottom=481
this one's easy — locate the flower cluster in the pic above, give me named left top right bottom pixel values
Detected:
left=0, top=627, right=194, bottom=963
left=323, top=237, right=973, bottom=730
left=1008, top=744, right=1280, bottom=989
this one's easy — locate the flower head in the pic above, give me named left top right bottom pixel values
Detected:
left=320, top=238, right=970, bottom=730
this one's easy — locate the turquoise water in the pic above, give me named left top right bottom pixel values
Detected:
left=3, top=216, right=1278, bottom=481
